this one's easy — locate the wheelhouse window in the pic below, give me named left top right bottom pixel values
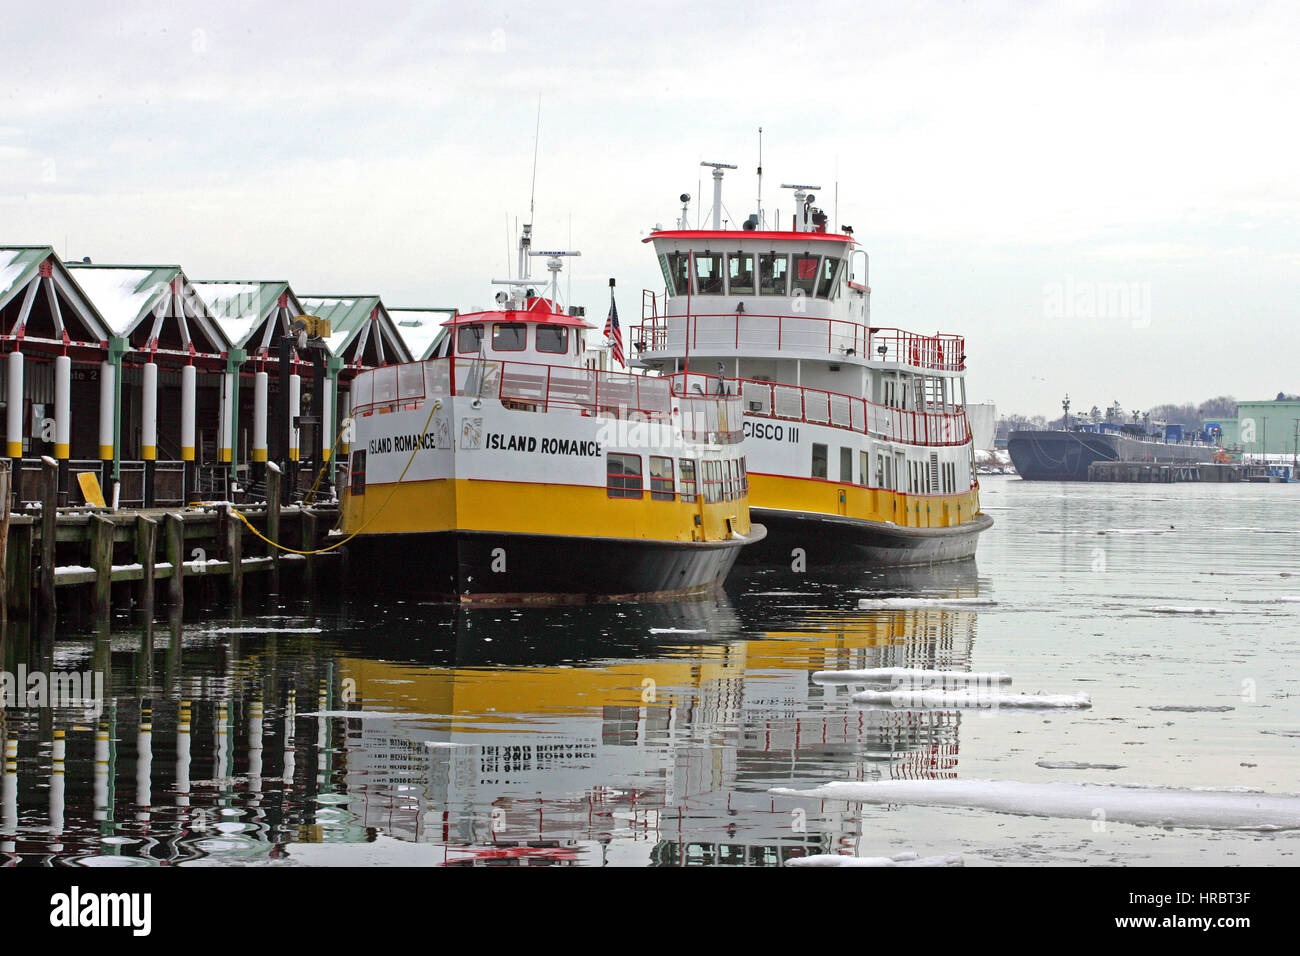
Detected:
left=457, top=323, right=484, bottom=354
left=758, top=253, right=788, bottom=295
left=649, top=456, right=675, bottom=501
left=492, top=322, right=527, bottom=351
left=658, top=254, right=675, bottom=294
left=665, top=253, right=691, bottom=296
left=693, top=252, right=723, bottom=294
left=727, top=253, right=755, bottom=295
left=811, top=443, right=828, bottom=479
left=817, top=257, right=842, bottom=298
left=536, top=324, right=568, bottom=354
left=792, top=255, right=819, bottom=297
left=679, top=459, right=697, bottom=502
left=607, top=453, right=643, bottom=499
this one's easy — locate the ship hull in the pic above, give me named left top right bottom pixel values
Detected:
left=345, top=526, right=766, bottom=604
left=1007, top=430, right=1218, bottom=480
left=741, top=508, right=992, bottom=568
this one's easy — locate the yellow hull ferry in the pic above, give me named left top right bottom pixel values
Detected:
left=340, top=233, right=764, bottom=603
left=632, top=163, right=990, bottom=567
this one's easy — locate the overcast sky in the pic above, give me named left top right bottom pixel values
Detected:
left=2, top=1, right=1296, bottom=415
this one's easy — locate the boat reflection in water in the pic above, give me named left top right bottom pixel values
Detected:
left=0, top=561, right=985, bottom=867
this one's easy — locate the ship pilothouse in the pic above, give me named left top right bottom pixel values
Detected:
left=339, top=219, right=765, bottom=603
left=633, top=162, right=991, bottom=566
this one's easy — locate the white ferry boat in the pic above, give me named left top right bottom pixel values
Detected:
left=631, top=164, right=991, bottom=566
left=339, top=229, right=765, bottom=602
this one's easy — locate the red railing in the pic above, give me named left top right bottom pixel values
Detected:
left=349, top=357, right=746, bottom=444
left=737, top=377, right=972, bottom=447
left=634, top=293, right=964, bottom=373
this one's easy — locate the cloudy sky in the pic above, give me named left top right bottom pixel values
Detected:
left=2, top=1, right=1296, bottom=415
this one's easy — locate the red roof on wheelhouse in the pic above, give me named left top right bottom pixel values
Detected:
left=441, top=296, right=596, bottom=329
left=644, top=229, right=854, bottom=244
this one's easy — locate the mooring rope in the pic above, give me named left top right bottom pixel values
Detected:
left=233, top=398, right=441, bottom=556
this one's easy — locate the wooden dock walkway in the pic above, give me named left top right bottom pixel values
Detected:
left=2, top=459, right=341, bottom=626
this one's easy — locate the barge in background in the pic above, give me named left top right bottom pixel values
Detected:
left=1008, top=420, right=1220, bottom=481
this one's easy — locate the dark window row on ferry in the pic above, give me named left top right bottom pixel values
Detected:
left=659, top=252, right=842, bottom=299
left=456, top=321, right=581, bottom=356
left=608, top=453, right=748, bottom=501
left=811, top=443, right=966, bottom=494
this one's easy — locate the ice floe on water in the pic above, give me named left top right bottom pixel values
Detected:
left=1036, top=760, right=1125, bottom=770
left=1149, top=705, right=1235, bottom=713
left=647, top=628, right=708, bottom=634
left=852, top=688, right=1091, bottom=709
left=1139, top=605, right=1254, bottom=615
left=769, top=780, right=1300, bottom=830
left=787, top=852, right=963, bottom=868
left=813, top=667, right=1012, bottom=685
left=856, top=597, right=997, bottom=609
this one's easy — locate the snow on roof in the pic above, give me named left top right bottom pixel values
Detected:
left=389, top=308, right=455, bottom=360
left=66, top=265, right=174, bottom=336
left=191, top=280, right=284, bottom=348
left=0, top=249, right=33, bottom=298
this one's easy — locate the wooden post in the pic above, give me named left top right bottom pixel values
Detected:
left=136, top=515, right=157, bottom=621
left=89, top=514, right=114, bottom=624
left=39, top=457, right=57, bottom=618
left=164, top=513, right=185, bottom=610
left=301, top=508, right=317, bottom=590
left=225, top=504, right=243, bottom=611
left=7, top=520, right=32, bottom=617
left=266, top=464, right=282, bottom=593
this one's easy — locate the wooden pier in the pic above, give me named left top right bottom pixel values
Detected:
left=1086, top=461, right=1270, bottom=483
left=1, top=459, right=341, bottom=626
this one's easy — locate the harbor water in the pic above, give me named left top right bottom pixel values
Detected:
left=2, top=476, right=1298, bottom=866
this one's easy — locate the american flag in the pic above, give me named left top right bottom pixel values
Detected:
left=604, top=288, right=624, bottom=367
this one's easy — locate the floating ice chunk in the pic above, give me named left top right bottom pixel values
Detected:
left=648, top=628, right=708, bottom=634
left=788, top=852, right=963, bottom=868
left=1036, top=760, right=1125, bottom=770
left=856, top=597, right=997, bottom=609
left=852, top=688, right=1090, bottom=709
left=1140, top=606, right=1253, bottom=615
left=1149, top=705, right=1235, bottom=713
left=1098, top=528, right=1172, bottom=535
left=769, top=779, right=1300, bottom=830
left=813, top=668, right=1012, bottom=685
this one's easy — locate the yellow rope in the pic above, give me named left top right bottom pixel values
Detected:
left=233, top=398, right=441, bottom=556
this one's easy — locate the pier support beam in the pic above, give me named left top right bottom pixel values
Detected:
left=7, top=350, right=23, bottom=507
left=252, top=370, right=268, bottom=485
left=289, top=368, right=301, bottom=501
left=266, top=464, right=282, bottom=591
left=54, top=355, right=70, bottom=505
left=98, top=359, right=115, bottom=496
left=181, top=364, right=196, bottom=503
left=141, top=361, right=158, bottom=508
